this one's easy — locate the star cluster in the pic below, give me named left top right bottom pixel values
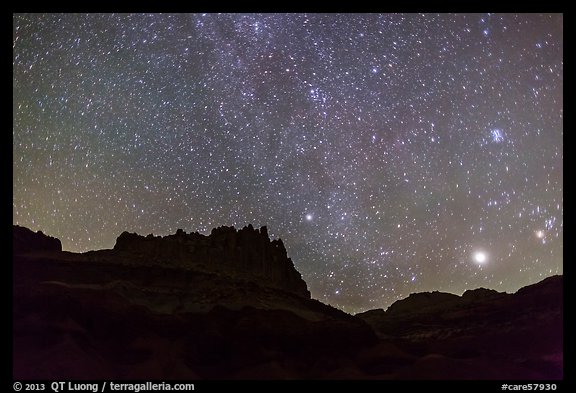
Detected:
left=13, top=13, right=563, bottom=313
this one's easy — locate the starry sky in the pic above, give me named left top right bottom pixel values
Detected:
left=13, top=13, right=563, bottom=313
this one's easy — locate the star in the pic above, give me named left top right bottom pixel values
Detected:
left=473, top=251, right=488, bottom=264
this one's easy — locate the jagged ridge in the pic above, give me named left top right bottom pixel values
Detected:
left=112, top=224, right=310, bottom=298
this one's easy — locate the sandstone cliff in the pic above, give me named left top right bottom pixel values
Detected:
left=113, top=225, right=309, bottom=298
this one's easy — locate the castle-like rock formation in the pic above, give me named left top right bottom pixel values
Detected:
left=113, top=224, right=310, bottom=298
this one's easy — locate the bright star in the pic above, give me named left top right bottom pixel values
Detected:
left=305, top=214, right=313, bottom=221
left=535, top=230, right=545, bottom=239
left=473, top=251, right=488, bottom=264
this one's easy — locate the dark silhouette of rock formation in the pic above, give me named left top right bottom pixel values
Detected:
left=112, top=225, right=309, bottom=298
left=13, top=225, right=62, bottom=254
left=13, top=225, right=376, bottom=379
left=12, top=225, right=562, bottom=380
left=356, top=276, right=562, bottom=379
left=357, top=276, right=562, bottom=340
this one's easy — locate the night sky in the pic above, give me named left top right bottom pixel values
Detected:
left=13, top=13, right=563, bottom=313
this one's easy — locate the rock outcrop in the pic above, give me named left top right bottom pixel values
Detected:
left=357, top=277, right=562, bottom=340
left=13, top=225, right=62, bottom=254
left=113, top=225, right=310, bottom=298
left=356, top=276, right=563, bottom=379
left=356, top=276, right=563, bottom=380
left=385, top=291, right=461, bottom=316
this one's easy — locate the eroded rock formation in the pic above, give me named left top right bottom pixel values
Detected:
left=113, top=225, right=309, bottom=298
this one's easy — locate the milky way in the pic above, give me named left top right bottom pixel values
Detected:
left=13, top=13, right=563, bottom=313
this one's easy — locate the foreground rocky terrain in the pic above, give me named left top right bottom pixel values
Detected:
left=356, top=275, right=563, bottom=379
left=13, top=225, right=562, bottom=379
